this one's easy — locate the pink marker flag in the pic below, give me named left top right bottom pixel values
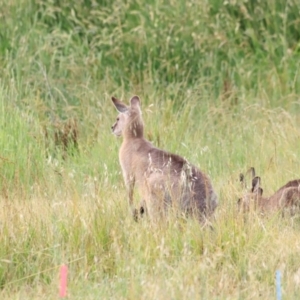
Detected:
left=59, top=264, right=68, bottom=298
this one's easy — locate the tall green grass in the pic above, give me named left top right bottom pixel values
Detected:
left=0, top=0, right=300, bottom=298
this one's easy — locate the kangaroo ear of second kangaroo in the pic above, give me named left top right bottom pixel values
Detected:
left=251, top=176, right=261, bottom=193
left=239, top=173, right=244, bottom=183
left=112, top=97, right=128, bottom=113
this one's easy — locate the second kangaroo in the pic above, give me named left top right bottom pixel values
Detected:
left=111, top=96, right=218, bottom=222
left=238, top=167, right=300, bottom=215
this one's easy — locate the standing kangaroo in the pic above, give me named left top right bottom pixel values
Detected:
left=238, top=167, right=300, bottom=215
left=111, top=96, right=218, bottom=222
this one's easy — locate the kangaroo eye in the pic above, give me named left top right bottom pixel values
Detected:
left=117, top=118, right=119, bottom=121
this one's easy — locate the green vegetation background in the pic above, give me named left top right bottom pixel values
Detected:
left=0, top=0, right=300, bottom=299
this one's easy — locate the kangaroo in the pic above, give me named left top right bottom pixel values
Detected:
left=111, top=95, right=218, bottom=222
left=238, top=168, right=300, bottom=215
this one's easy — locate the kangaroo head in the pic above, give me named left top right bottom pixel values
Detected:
left=238, top=168, right=264, bottom=211
left=111, top=96, right=143, bottom=138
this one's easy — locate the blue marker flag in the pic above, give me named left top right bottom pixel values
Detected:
left=276, top=270, right=282, bottom=300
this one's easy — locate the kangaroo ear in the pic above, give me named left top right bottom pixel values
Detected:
left=239, top=173, right=244, bottom=183
left=251, top=176, right=261, bottom=193
left=130, top=96, right=141, bottom=109
left=240, top=167, right=256, bottom=189
left=112, top=97, right=128, bottom=113
left=249, top=167, right=255, bottom=178
left=240, top=173, right=246, bottom=189
left=245, top=167, right=255, bottom=178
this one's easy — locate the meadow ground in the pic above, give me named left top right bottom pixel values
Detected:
left=1, top=0, right=300, bottom=299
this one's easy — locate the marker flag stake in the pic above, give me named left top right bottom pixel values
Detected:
left=276, top=270, right=282, bottom=300
left=59, top=264, right=68, bottom=298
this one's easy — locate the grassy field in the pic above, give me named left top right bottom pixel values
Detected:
left=1, top=0, right=300, bottom=299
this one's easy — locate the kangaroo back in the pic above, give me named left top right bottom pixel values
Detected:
left=111, top=96, right=218, bottom=222
left=270, top=180, right=300, bottom=215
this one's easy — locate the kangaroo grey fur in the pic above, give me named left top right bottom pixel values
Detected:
left=111, top=96, right=218, bottom=222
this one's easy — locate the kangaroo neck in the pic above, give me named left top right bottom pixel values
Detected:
left=123, top=119, right=144, bottom=139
